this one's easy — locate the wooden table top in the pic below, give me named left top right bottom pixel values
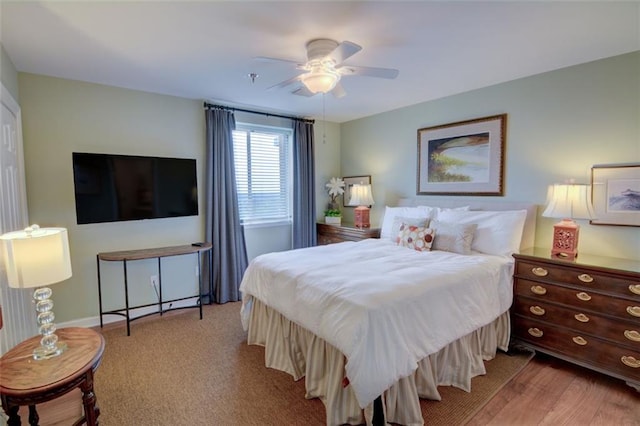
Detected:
left=98, top=242, right=212, bottom=261
left=0, top=327, right=105, bottom=396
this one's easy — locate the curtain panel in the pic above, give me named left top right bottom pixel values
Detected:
left=292, top=120, right=317, bottom=248
left=204, top=108, right=248, bottom=303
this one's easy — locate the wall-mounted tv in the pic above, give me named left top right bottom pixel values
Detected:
left=72, top=152, right=198, bottom=224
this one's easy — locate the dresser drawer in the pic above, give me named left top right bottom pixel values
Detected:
left=514, top=278, right=640, bottom=321
left=516, top=260, right=640, bottom=299
left=512, top=315, right=640, bottom=382
left=512, top=296, right=640, bottom=350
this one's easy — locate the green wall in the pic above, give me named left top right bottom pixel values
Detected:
left=341, top=51, right=640, bottom=260
left=1, top=43, right=19, bottom=100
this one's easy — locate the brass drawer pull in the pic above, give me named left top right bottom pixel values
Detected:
left=529, top=306, right=545, bottom=316
left=532, top=267, right=548, bottom=277
left=630, top=284, right=640, bottom=296
left=574, top=313, right=589, bottom=323
left=577, top=273, right=593, bottom=283
left=627, top=306, right=640, bottom=318
left=624, top=330, right=640, bottom=342
left=528, top=328, right=543, bottom=338
left=572, top=336, right=588, bottom=346
left=621, top=356, right=640, bottom=368
left=530, top=285, right=547, bottom=296
left=576, top=292, right=591, bottom=302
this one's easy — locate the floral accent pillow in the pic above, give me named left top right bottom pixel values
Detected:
left=396, top=224, right=435, bottom=252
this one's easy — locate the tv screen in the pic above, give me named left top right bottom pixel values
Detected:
left=72, top=152, right=198, bottom=224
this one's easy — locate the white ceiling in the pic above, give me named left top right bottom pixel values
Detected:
left=2, top=1, right=639, bottom=123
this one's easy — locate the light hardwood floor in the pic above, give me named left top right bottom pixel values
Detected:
left=470, top=353, right=640, bottom=426
left=13, top=352, right=640, bottom=425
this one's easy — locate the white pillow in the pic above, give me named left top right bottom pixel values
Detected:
left=430, top=220, right=477, bottom=255
left=437, top=209, right=527, bottom=256
left=426, top=205, right=470, bottom=220
left=380, top=206, right=432, bottom=240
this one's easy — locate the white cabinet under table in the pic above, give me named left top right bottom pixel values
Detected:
left=97, top=243, right=212, bottom=335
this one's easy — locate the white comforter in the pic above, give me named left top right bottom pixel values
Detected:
left=240, top=238, right=514, bottom=409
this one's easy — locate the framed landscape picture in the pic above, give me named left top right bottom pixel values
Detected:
left=590, top=163, right=640, bottom=227
left=417, top=114, right=506, bottom=196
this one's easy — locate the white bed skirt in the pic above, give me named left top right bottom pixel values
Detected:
left=246, top=298, right=510, bottom=426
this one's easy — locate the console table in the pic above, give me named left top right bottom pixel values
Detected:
left=0, top=327, right=105, bottom=426
left=97, top=243, right=212, bottom=335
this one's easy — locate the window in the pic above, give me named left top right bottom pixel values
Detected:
left=232, top=123, right=292, bottom=225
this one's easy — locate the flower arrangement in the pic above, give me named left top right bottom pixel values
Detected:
left=325, top=177, right=345, bottom=206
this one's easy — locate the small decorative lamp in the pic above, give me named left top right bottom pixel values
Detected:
left=348, top=184, right=375, bottom=228
left=1, top=225, right=72, bottom=360
left=542, top=184, right=596, bottom=260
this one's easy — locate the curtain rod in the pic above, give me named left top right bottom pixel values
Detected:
left=203, top=102, right=314, bottom=124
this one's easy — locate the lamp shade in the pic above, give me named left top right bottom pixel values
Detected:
left=1, top=226, right=72, bottom=288
left=348, top=184, right=375, bottom=206
left=301, top=68, right=340, bottom=94
left=542, top=184, right=596, bottom=220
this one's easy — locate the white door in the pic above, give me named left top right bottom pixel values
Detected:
left=0, top=82, right=35, bottom=355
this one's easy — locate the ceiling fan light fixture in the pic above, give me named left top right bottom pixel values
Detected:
left=301, top=67, right=340, bottom=94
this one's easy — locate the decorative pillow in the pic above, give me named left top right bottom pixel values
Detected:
left=396, top=224, right=435, bottom=252
left=380, top=206, right=432, bottom=240
left=437, top=209, right=527, bottom=256
left=430, top=220, right=477, bottom=255
left=390, top=216, right=429, bottom=241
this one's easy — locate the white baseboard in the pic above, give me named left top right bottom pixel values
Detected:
left=57, top=298, right=201, bottom=330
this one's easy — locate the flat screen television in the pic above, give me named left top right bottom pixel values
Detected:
left=72, top=152, right=198, bottom=224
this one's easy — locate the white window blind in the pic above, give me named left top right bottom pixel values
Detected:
left=232, top=123, right=292, bottom=225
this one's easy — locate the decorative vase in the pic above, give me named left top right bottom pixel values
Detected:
left=325, top=216, right=341, bottom=225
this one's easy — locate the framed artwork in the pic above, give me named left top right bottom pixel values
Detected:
left=590, top=163, right=640, bottom=227
left=343, top=175, right=371, bottom=207
left=417, top=114, right=506, bottom=196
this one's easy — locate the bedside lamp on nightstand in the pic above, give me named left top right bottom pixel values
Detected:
left=542, top=183, right=596, bottom=260
left=348, top=184, right=375, bottom=228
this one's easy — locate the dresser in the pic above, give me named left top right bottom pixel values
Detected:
left=511, top=248, right=640, bottom=390
left=316, top=222, right=380, bottom=245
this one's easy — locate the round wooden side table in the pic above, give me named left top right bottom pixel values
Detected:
left=0, top=327, right=105, bottom=426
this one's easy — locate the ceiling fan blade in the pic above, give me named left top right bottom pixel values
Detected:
left=326, top=41, right=362, bottom=65
left=266, top=75, right=303, bottom=90
left=338, top=65, right=399, bottom=79
left=254, top=56, right=304, bottom=67
left=331, top=81, right=346, bottom=99
left=292, top=86, right=315, bottom=97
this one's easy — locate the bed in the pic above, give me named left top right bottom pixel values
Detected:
left=240, top=201, right=536, bottom=425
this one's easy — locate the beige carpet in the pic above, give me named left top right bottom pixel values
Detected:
left=94, top=302, right=533, bottom=426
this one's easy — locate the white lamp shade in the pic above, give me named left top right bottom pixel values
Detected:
left=1, top=227, right=72, bottom=288
left=348, top=184, right=375, bottom=206
left=542, top=184, right=596, bottom=220
left=301, top=70, right=340, bottom=94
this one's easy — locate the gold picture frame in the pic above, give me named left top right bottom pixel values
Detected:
left=417, top=114, right=506, bottom=196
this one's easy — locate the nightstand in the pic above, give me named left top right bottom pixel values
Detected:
left=511, top=248, right=640, bottom=391
left=316, top=222, right=380, bottom=245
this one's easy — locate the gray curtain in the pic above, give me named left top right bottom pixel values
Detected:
left=205, top=107, right=248, bottom=303
left=292, top=120, right=316, bottom=248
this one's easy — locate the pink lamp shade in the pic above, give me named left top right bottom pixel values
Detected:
left=348, top=184, right=375, bottom=228
left=542, top=184, right=596, bottom=260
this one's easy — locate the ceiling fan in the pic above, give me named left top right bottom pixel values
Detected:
left=257, top=39, right=399, bottom=98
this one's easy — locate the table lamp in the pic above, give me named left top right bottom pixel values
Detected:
left=1, top=225, right=72, bottom=360
left=542, top=184, right=596, bottom=260
left=348, top=184, right=375, bottom=228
